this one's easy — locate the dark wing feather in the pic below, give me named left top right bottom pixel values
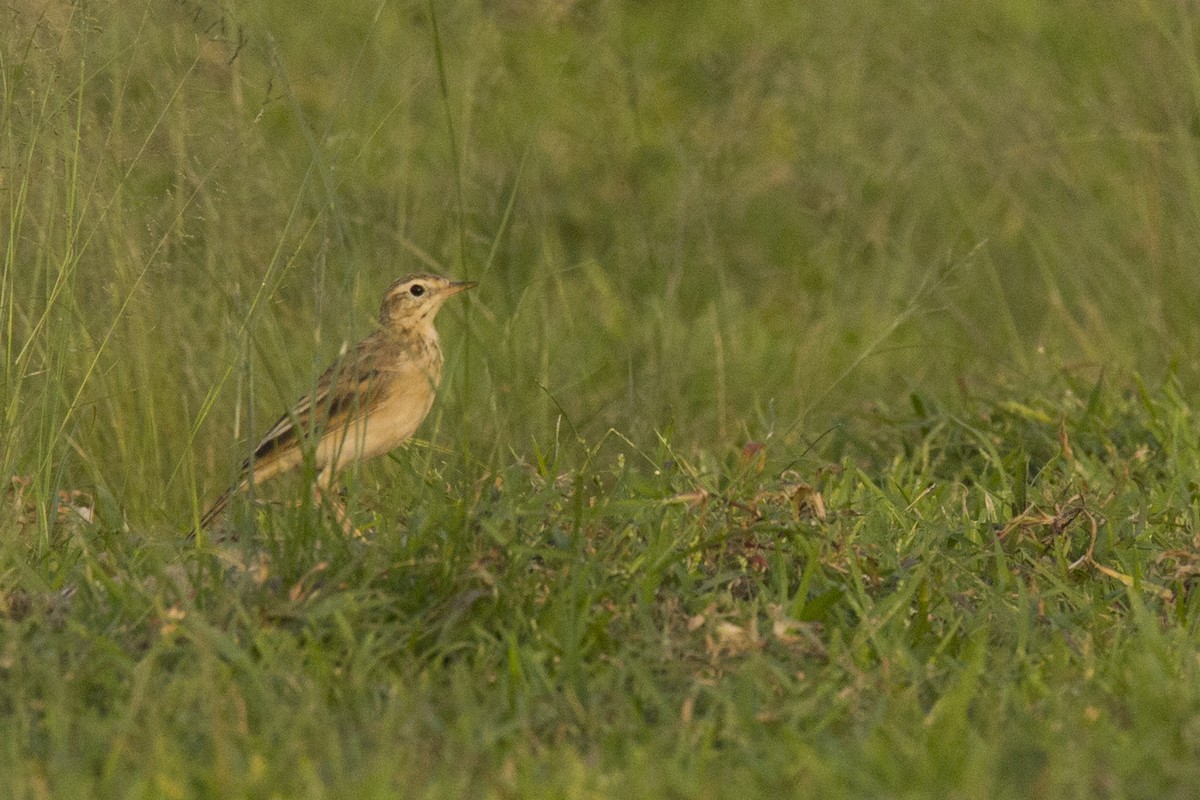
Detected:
left=241, top=336, right=387, bottom=470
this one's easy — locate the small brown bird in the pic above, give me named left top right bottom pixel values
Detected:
left=194, top=273, right=475, bottom=536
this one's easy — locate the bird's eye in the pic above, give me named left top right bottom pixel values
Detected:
left=409, top=284, right=425, bottom=297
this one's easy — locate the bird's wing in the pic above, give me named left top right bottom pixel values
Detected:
left=242, top=336, right=389, bottom=470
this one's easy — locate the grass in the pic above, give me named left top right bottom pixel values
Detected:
left=4, top=0, right=1200, bottom=797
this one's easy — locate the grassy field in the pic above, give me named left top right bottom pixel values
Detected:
left=5, top=0, right=1200, bottom=797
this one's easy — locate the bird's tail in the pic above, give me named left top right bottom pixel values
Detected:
left=188, top=483, right=238, bottom=540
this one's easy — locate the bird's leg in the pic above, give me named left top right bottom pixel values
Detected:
left=313, top=476, right=365, bottom=539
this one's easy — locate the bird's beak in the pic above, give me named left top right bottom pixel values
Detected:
left=447, top=280, right=478, bottom=295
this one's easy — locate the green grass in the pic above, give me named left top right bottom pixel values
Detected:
left=4, top=0, right=1200, bottom=797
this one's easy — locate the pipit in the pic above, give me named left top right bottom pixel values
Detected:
left=193, top=273, right=475, bottom=536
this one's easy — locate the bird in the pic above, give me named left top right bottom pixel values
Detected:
left=193, top=273, right=475, bottom=537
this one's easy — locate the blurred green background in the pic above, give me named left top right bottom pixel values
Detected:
left=4, top=0, right=1200, bottom=520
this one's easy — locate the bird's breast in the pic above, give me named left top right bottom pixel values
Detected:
left=316, top=342, right=443, bottom=471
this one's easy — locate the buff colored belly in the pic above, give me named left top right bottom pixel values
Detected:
left=315, top=374, right=437, bottom=474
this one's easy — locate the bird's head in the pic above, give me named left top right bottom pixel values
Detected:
left=379, top=273, right=476, bottom=330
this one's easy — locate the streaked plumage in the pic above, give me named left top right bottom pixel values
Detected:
left=194, top=273, right=474, bottom=535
